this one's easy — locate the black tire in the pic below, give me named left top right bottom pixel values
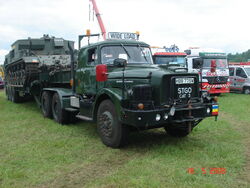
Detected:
left=52, top=93, right=69, bottom=124
left=12, top=89, right=23, bottom=103
left=41, top=91, right=52, bottom=118
left=10, top=87, right=20, bottom=103
left=6, top=87, right=10, bottom=101
left=97, top=99, right=129, bottom=148
left=9, top=87, right=14, bottom=102
left=164, top=122, right=192, bottom=137
left=243, top=87, right=250, bottom=94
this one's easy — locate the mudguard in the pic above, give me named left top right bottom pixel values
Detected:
left=42, top=88, right=73, bottom=109
left=93, top=88, right=123, bottom=121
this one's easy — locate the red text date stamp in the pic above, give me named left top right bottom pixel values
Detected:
left=187, top=168, right=226, bottom=174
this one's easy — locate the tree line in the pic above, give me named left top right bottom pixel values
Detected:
left=228, top=49, right=250, bottom=62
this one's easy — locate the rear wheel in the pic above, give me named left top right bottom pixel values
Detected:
left=41, top=91, right=52, bottom=118
left=164, top=122, right=192, bottom=137
left=97, top=99, right=129, bottom=148
left=10, top=87, right=20, bottom=103
left=243, top=87, right=250, bottom=94
left=52, top=93, right=68, bottom=124
left=5, top=87, right=10, bottom=100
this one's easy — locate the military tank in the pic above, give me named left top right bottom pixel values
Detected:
left=4, top=34, right=75, bottom=102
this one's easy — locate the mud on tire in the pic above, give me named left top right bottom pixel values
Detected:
left=52, top=93, right=69, bottom=124
left=97, top=99, right=129, bottom=148
left=41, top=91, right=52, bottom=118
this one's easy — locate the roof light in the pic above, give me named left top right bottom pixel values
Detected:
left=86, top=29, right=91, bottom=36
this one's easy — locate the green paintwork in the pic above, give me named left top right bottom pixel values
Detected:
left=199, top=52, right=227, bottom=59
left=4, top=35, right=216, bottom=129
left=75, top=39, right=202, bottom=125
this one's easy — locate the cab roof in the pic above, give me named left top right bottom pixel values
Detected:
left=153, top=52, right=187, bottom=56
left=81, top=39, right=149, bottom=49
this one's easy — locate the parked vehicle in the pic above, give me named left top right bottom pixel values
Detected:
left=4, top=33, right=219, bottom=148
left=229, top=62, right=250, bottom=94
left=0, top=66, right=4, bottom=79
left=185, top=48, right=230, bottom=95
left=153, top=52, right=187, bottom=68
left=0, top=76, right=4, bottom=89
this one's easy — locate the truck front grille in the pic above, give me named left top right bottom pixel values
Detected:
left=204, top=76, right=228, bottom=84
left=132, top=85, right=152, bottom=101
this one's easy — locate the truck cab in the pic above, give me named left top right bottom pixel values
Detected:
left=153, top=52, right=187, bottom=68
left=185, top=48, right=230, bottom=95
left=229, top=62, right=250, bottom=94
left=70, top=39, right=219, bottom=147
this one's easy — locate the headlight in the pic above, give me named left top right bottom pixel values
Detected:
left=156, top=114, right=161, bottom=121
left=206, top=107, right=211, bottom=114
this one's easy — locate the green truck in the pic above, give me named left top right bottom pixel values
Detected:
left=4, top=34, right=219, bottom=148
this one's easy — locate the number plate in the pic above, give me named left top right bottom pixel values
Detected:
left=177, top=87, right=193, bottom=99
left=175, top=77, right=194, bottom=85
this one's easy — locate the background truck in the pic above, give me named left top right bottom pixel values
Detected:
left=4, top=34, right=219, bottom=148
left=185, top=48, right=230, bottom=95
left=153, top=52, right=187, bottom=68
left=229, top=62, right=250, bottom=94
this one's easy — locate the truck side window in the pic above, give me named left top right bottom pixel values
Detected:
left=236, top=68, right=247, bottom=78
left=87, top=48, right=97, bottom=65
left=229, top=68, right=234, bottom=76
left=193, top=58, right=202, bottom=69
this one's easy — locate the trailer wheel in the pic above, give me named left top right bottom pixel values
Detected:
left=243, top=87, right=250, bottom=94
left=6, top=87, right=10, bottom=101
left=9, top=87, right=14, bottom=102
left=41, top=91, right=52, bottom=118
left=97, top=99, right=129, bottom=148
left=52, top=93, right=68, bottom=124
left=10, top=87, right=20, bottom=103
left=164, top=122, right=192, bottom=137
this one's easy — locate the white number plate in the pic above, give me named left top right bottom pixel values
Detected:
left=175, top=78, right=194, bottom=85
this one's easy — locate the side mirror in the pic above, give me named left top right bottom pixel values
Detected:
left=193, top=58, right=202, bottom=69
left=113, top=58, right=127, bottom=67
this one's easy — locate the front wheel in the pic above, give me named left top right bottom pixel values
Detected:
left=97, top=99, right=129, bottom=148
left=243, top=87, right=250, bottom=94
left=164, top=122, right=193, bottom=137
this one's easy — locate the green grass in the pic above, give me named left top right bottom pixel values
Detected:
left=0, top=90, right=249, bottom=188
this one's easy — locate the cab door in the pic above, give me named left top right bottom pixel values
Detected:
left=229, top=67, right=235, bottom=90
left=76, top=48, right=97, bottom=95
left=235, top=67, right=247, bottom=91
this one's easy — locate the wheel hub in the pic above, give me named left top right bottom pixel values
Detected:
left=99, top=111, right=113, bottom=137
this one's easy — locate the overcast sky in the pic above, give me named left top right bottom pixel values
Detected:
left=1, top=0, right=250, bottom=64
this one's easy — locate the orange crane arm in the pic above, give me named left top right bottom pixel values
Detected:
left=90, top=0, right=107, bottom=40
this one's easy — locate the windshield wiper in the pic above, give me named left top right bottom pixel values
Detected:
left=137, top=44, right=148, bottom=62
left=120, top=43, right=131, bottom=59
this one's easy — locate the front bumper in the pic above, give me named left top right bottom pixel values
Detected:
left=121, top=102, right=218, bottom=128
left=202, top=83, right=230, bottom=94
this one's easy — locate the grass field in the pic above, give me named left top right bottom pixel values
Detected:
left=0, top=89, right=249, bottom=188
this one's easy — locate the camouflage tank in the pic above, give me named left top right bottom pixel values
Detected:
left=4, top=34, right=75, bottom=102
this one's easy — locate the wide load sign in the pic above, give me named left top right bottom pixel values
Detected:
left=107, top=32, right=139, bottom=40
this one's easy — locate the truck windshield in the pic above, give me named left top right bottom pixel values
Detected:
left=101, top=46, right=153, bottom=64
left=244, top=68, right=250, bottom=76
left=154, top=56, right=186, bottom=67
left=203, top=58, right=228, bottom=69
